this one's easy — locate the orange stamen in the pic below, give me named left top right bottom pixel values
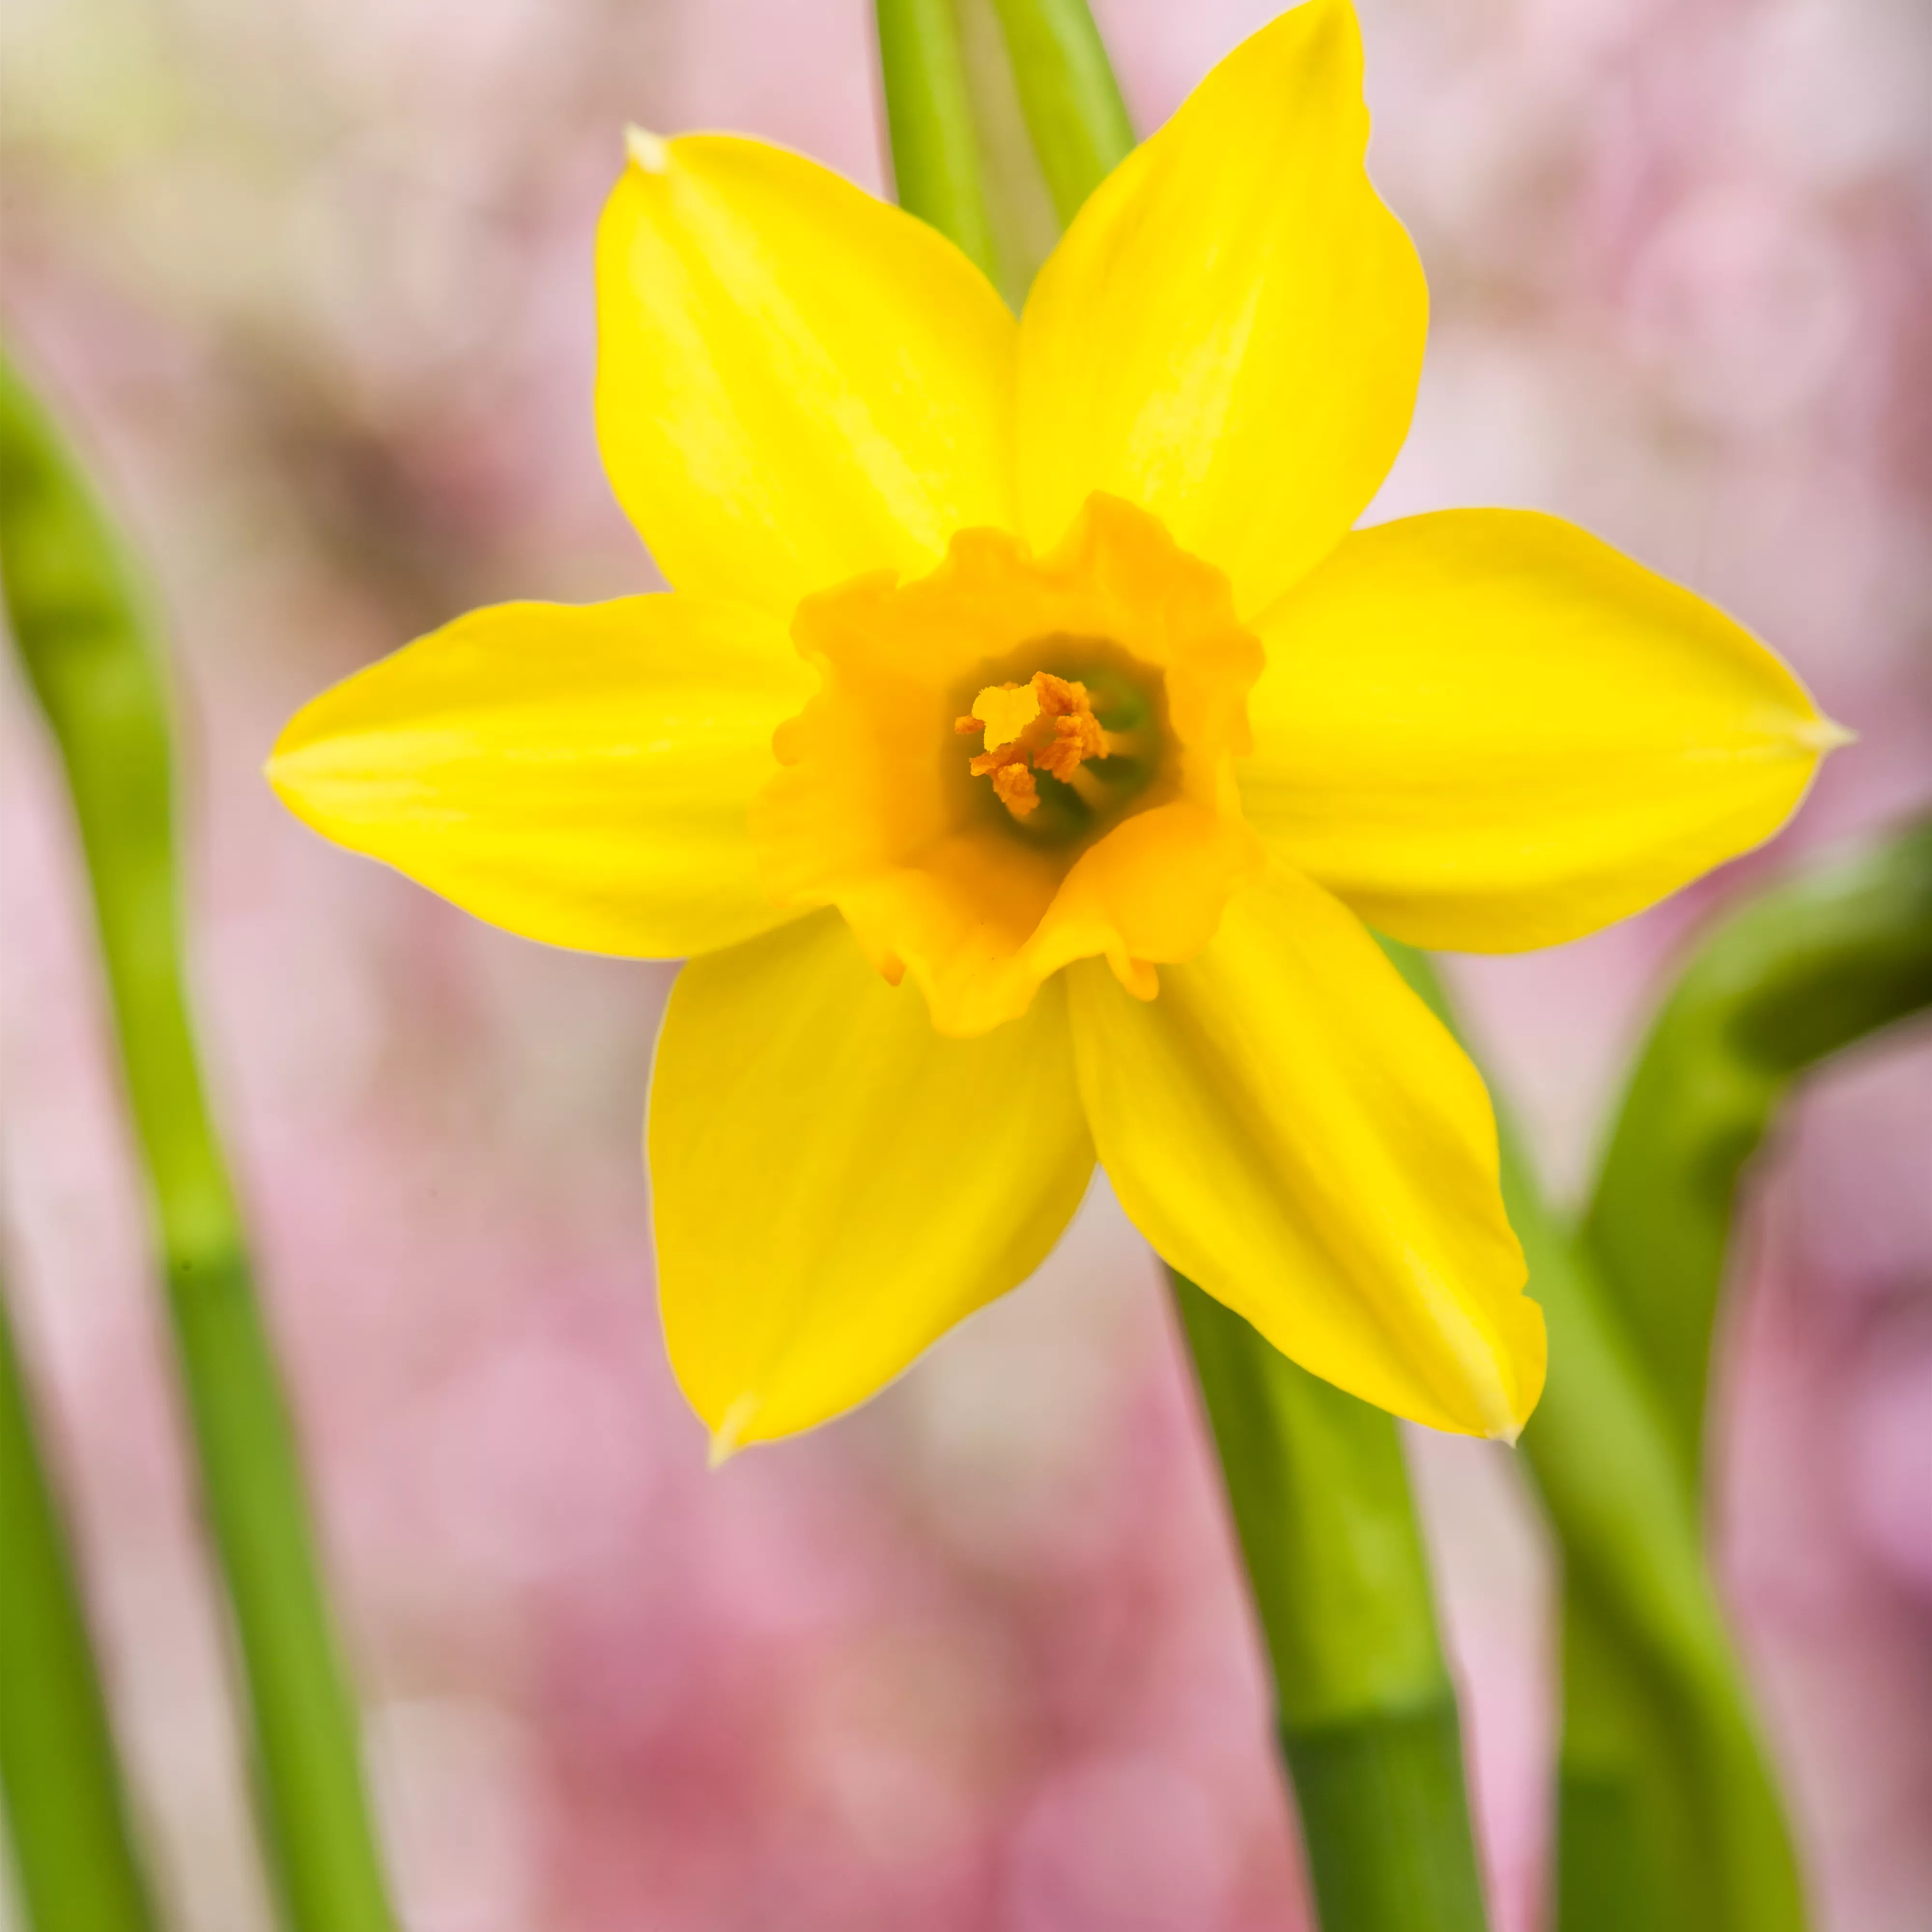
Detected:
left=957, top=671, right=1109, bottom=820
left=989, top=761, right=1040, bottom=817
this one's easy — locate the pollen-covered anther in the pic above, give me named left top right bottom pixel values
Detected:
left=956, top=672, right=1109, bottom=821
left=988, top=759, right=1041, bottom=817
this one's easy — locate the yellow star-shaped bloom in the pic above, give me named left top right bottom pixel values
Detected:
left=268, top=1, right=1840, bottom=1453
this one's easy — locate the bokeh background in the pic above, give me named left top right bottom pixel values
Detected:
left=3, top=0, right=1930, bottom=1926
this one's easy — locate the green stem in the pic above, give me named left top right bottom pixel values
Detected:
left=951, top=0, right=1065, bottom=307
left=0, top=348, right=399, bottom=1932
left=0, top=1275, right=164, bottom=1932
left=1586, top=819, right=1932, bottom=1480
left=873, top=0, right=1002, bottom=284
left=1379, top=939, right=1805, bottom=1932
left=986, top=0, right=1136, bottom=224
left=1173, top=1276, right=1489, bottom=1932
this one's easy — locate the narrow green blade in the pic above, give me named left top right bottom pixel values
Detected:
left=1380, top=938, right=1806, bottom=1932
left=0, top=346, right=399, bottom=1932
left=1588, top=820, right=1932, bottom=1478
left=0, top=1277, right=163, bottom=1932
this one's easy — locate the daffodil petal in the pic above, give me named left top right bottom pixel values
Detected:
left=1067, top=867, right=1543, bottom=1438
left=597, top=133, right=1018, bottom=615
left=1017, top=0, right=1426, bottom=619
left=268, top=596, right=810, bottom=957
left=650, top=910, right=1094, bottom=1448
left=1240, top=511, right=1839, bottom=951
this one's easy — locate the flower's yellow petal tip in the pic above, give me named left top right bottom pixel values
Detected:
left=624, top=123, right=671, bottom=175
left=1473, top=1374, right=1530, bottom=1445
left=261, top=732, right=322, bottom=821
left=1468, top=1294, right=1544, bottom=1447
left=1801, top=716, right=1858, bottom=752
left=706, top=1392, right=760, bottom=1469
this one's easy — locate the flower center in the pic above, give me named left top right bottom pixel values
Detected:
left=752, top=495, right=1264, bottom=1036
left=950, top=639, right=1165, bottom=845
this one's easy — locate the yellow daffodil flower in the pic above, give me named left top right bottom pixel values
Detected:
left=268, top=0, right=1840, bottom=1455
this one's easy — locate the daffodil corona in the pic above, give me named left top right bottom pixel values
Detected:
left=269, top=0, right=1840, bottom=1454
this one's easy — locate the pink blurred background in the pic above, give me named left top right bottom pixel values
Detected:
left=3, top=0, right=1930, bottom=1926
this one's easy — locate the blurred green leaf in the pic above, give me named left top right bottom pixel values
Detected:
left=1587, top=820, right=1932, bottom=1480
left=1504, top=1136, right=1804, bottom=1932
left=0, top=1273, right=164, bottom=1932
left=1380, top=935, right=1807, bottom=1932
left=1529, top=819, right=1932, bottom=1929
left=0, top=346, right=399, bottom=1932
